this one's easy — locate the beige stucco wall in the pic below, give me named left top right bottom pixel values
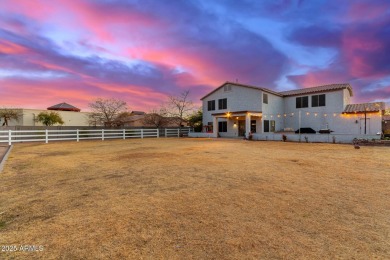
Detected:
left=2, top=109, right=93, bottom=126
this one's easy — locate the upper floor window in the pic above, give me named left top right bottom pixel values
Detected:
left=218, top=98, right=227, bottom=110
left=263, top=93, right=268, bottom=104
left=224, top=85, right=232, bottom=92
left=296, top=96, right=308, bottom=108
left=312, top=94, right=326, bottom=107
left=207, top=100, right=215, bottom=111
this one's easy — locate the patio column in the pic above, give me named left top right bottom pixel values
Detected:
left=213, top=116, right=218, bottom=137
left=245, top=113, right=251, bottom=138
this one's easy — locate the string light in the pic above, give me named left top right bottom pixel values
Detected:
left=258, top=111, right=384, bottom=119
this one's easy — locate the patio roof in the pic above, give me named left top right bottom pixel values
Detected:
left=343, top=102, right=385, bottom=114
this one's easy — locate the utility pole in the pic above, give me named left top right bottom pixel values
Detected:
left=364, top=109, right=367, bottom=135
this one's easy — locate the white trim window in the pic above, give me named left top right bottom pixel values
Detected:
left=312, top=94, right=326, bottom=107
left=264, top=120, right=275, bottom=132
left=263, top=93, right=268, bottom=104
left=218, top=98, right=227, bottom=110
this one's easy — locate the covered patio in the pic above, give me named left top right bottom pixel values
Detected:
left=210, top=111, right=262, bottom=138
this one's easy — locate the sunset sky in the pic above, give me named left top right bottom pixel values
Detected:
left=1, top=0, right=389, bottom=111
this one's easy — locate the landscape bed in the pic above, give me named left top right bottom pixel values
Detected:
left=1, top=138, right=390, bottom=259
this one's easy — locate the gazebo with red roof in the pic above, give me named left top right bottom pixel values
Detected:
left=47, top=102, right=81, bottom=112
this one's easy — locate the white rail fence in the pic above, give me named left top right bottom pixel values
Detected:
left=0, top=128, right=191, bottom=145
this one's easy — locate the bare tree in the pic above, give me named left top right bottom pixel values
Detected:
left=88, top=98, right=128, bottom=127
left=0, top=108, right=22, bottom=126
left=166, top=90, right=194, bottom=127
left=142, top=109, right=170, bottom=128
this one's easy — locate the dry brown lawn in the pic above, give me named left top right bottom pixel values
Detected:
left=1, top=138, right=390, bottom=259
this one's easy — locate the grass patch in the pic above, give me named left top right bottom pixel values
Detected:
left=0, top=220, right=6, bottom=229
left=1, top=138, right=390, bottom=259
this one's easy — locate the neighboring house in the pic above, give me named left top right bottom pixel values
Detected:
left=129, top=111, right=146, bottom=116
left=1, top=103, right=96, bottom=127
left=123, top=112, right=188, bottom=127
left=202, top=82, right=385, bottom=138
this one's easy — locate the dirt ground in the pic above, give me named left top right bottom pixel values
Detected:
left=1, top=138, right=389, bottom=259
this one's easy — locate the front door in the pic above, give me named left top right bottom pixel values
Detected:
left=238, top=120, right=246, bottom=136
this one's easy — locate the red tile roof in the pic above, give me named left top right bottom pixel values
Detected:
left=343, top=102, right=385, bottom=113
left=47, top=102, right=81, bottom=112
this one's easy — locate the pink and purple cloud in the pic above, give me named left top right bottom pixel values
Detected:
left=0, top=0, right=389, bottom=111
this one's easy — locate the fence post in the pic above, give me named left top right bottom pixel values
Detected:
left=141, top=129, right=144, bottom=139
left=177, top=128, right=180, bottom=137
left=45, top=129, right=48, bottom=143
left=123, top=129, right=126, bottom=140
left=102, top=129, right=104, bottom=141
left=157, top=129, right=159, bottom=138
left=165, top=128, right=167, bottom=138
left=76, top=129, right=79, bottom=142
left=8, top=130, right=12, bottom=146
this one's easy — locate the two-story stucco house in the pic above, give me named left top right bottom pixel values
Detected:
left=200, top=82, right=385, bottom=141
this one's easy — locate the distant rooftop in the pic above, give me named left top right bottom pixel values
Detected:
left=130, top=111, right=146, bottom=115
left=47, top=102, right=81, bottom=112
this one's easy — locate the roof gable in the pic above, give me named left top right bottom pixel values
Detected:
left=200, top=81, right=281, bottom=100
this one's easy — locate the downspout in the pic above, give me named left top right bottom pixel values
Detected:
left=364, top=111, right=367, bottom=135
